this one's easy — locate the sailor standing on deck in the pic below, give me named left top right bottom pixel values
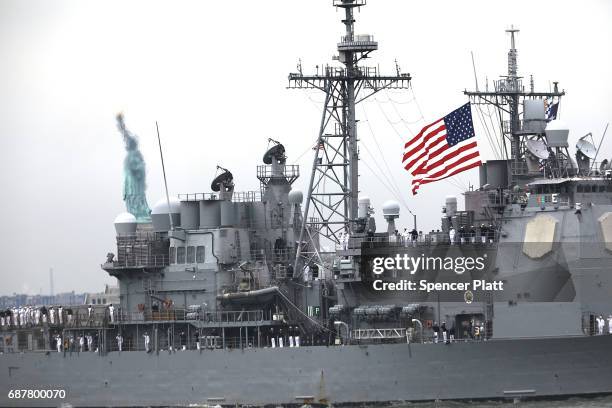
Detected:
left=79, top=335, right=84, bottom=352
left=441, top=322, right=448, bottom=344
left=449, top=227, right=456, bottom=245
left=116, top=333, right=123, bottom=352
left=49, top=306, right=55, bottom=325
left=55, top=335, right=62, bottom=353
left=108, top=304, right=115, bottom=323
left=597, top=315, right=605, bottom=335
left=143, top=332, right=151, bottom=353
left=432, top=322, right=440, bottom=344
left=58, top=306, right=63, bottom=325
left=194, top=332, right=200, bottom=350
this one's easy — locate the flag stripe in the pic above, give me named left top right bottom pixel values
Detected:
left=412, top=150, right=481, bottom=185
left=402, top=103, right=480, bottom=195
left=403, top=118, right=444, bottom=149
left=421, top=141, right=478, bottom=174
left=412, top=160, right=481, bottom=194
left=402, top=124, right=446, bottom=163
left=405, top=133, right=446, bottom=170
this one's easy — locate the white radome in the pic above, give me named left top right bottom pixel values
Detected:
left=151, top=197, right=181, bottom=215
left=114, top=212, right=137, bottom=224
left=288, top=190, right=304, bottom=204
left=382, top=200, right=400, bottom=217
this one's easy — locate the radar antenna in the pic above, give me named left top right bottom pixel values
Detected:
left=290, top=0, right=411, bottom=271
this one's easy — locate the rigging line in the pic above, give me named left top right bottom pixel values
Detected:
left=374, top=95, right=418, bottom=105
left=361, top=156, right=411, bottom=213
left=384, top=89, right=425, bottom=125
left=408, top=82, right=426, bottom=121
left=475, top=107, right=496, bottom=159
left=361, top=142, right=410, bottom=212
left=373, top=99, right=413, bottom=140
left=485, top=103, right=503, bottom=156
left=374, top=96, right=424, bottom=127
left=361, top=104, right=414, bottom=214
left=290, top=143, right=319, bottom=165
left=476, top=105, right=501, bottom=159
left=275, top=287, right=335, bottom=334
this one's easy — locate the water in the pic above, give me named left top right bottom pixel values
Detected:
left=383, top=395, right=612, bottom=408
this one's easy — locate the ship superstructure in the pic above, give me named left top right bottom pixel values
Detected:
left=2, top=1, right=612, bottom=406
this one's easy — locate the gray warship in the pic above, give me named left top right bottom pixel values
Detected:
left=2, top=1, right=612, bottom=406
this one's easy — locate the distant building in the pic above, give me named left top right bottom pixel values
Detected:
left=84, top=284, right=119, bottom=306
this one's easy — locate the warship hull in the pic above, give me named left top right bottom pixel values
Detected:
left=2, top=335, right=612, bottom=406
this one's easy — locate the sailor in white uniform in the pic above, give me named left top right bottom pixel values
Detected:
left=55, top=335, right=62, bottom=353
left=597, top=315, right=605, bottom=335
left=58, top=306, right=63, bottom=325
left=108, top=304, right=115, bottom=323
left=49, top=307, right=55, bottom=325
left=449, top=227, right=456, bottom=245
left=116, top=333, right=123, bottom=352
left=143, top=332, right=151, bottom=352
left=79, top=335, right=84, bottom=352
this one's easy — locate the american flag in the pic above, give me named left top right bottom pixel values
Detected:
left=403, top=103, right=481, bottom=195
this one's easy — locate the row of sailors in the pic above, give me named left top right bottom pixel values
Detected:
left=596, top=315, right=612, bottom=335
left=0, top=304, right=117, bottom=328
left=52, top=334, right=99, bottom=353
left=449, top=225, right=496, bottom=245
left=387, top=225, right=497, bottom=246
left=0, top=306, right=74, bottom=327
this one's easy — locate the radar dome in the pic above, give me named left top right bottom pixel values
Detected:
left=152, top=197, right=181, bottom=215
left=382, top=200, right=400, bottom=218
left=114, top=212, right=137, bottom=235
left=288, top=190, right=303, bottom=204
left=151, top=197, right=181, bottom=231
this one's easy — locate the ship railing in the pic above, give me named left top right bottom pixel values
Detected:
left=256, top=165, right=300, bottom=181
left=115, top=231, right=163, bottom=242
left=201, top=310, right=264, bottom=323
left=110, top=254, right=169, bottom=268
left=176, top=191, right=261, bottom=203
left=362, top=232, right=498, bottom=247
left=112, top=309, right=265, bottom=324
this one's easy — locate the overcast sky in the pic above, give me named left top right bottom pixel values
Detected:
left=0, top=0, right=610, bottom=295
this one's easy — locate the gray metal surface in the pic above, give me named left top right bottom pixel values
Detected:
left=2, top=336, right=612, bottom=406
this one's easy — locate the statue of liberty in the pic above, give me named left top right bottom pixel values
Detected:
left=116, top=113, right=151, bottom=222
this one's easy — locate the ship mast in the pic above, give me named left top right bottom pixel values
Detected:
left=290, top=0, right=411, bottom=266
left=465, top=27, right=565, bottom=185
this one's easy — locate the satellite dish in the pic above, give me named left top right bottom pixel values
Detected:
left=576, top=134, right=596, bottom=159
left=263, top=143, right=286, bottom=164
left=525, top=139, right=549, bottom=160
left=211, top=170, right=233, bottom=192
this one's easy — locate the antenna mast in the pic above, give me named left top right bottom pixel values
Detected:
left=464, top=26, right=565, bottom=185
left=290, top=0, right=411, bottom=267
